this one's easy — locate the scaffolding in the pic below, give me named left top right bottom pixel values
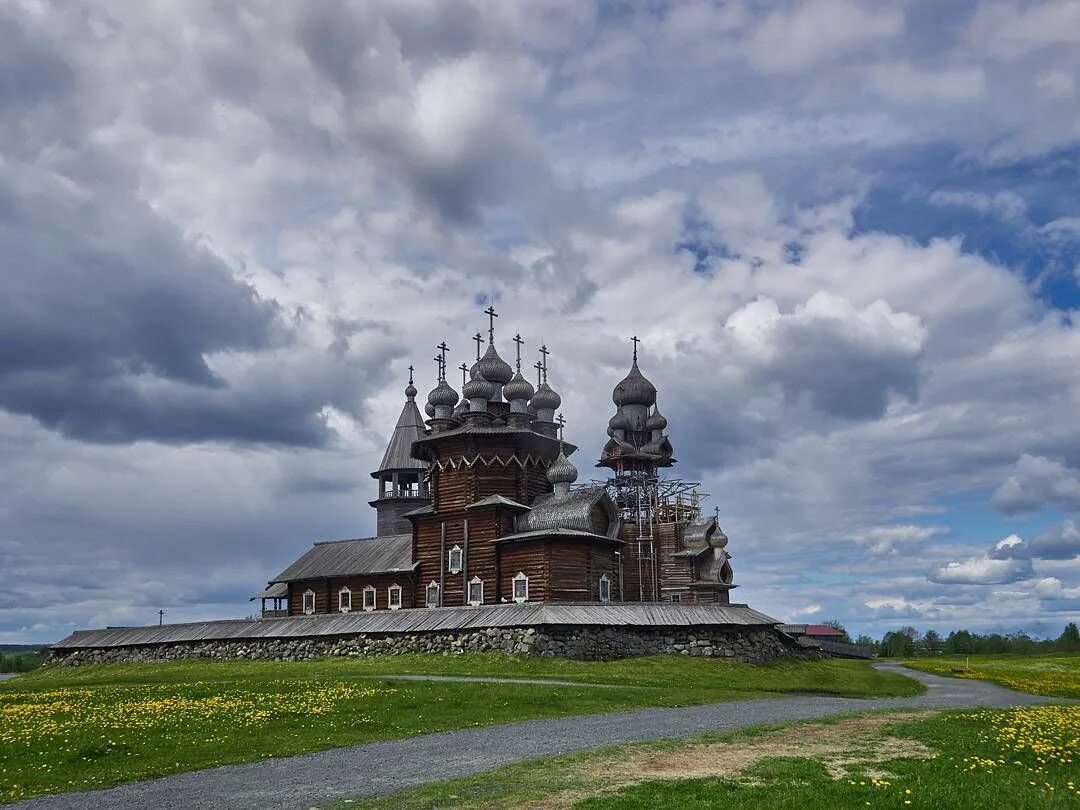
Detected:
left=584, top=471, right=706, bottom=602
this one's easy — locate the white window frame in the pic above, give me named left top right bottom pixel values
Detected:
left=512, top=572, right=529, bottom=603
left=448, top=544, right=463, bottom=574
left=426, top=580, right=440, bottom=608
left=338, top=586, right=352, bottom=613
left=363, top=585, right=377, bottom=611
left=468, top=576, right=484, bottom=606
left=599, top=574, right=611, bottom=603
left=303, top=589, right=316, bottom=615
left=388, top=583, right=402, bottom=610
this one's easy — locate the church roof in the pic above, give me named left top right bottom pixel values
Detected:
left=373, top=395, right=428, bottom=475
left=270, top=534, right=415, bottom=583
left=250, top=582, right=288, bottom=600
left=515, top=486, right=618, bottom=537
left=466, top=494, right=531, bottom=511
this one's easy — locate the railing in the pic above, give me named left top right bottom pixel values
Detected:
left=260, top=609, right=288, bottom=620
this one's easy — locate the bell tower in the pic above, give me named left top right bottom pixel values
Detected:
left=369, top=368, right=431, bottom=536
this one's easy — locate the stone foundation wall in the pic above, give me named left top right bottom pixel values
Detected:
left=49, top=625, right=812, bottom=666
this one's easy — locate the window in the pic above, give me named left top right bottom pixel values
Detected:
left=468, top=576, right=484, bottom=606
left=363, top=586, right=377, bottom=611
left=388, top=584, right=402, bottom=610
left=426, top=581, right=440, bottom=608
left=448, top=545, right=463, bottom=574
left=671, top=594, right=682, bottom=604
left=303, top=589, right=316, bottom=615
left=512, top=572, right=529, bottom=603
left=338, top=586, right=352, bottom=613
left=598, top=574, right=611, bottom=603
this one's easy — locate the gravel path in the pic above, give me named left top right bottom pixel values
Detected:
left=15, top=664, right=1065, bottom=810
left=355, top=673, right=642, bottom=688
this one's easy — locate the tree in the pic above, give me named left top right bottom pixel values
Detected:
left=880, top=630, right=915, bottom=657
left=945, top=629, right=975, bottom=654
left=920, top=629, right=944, bottom=656
left=1060, top=622, right=1080, bottom=647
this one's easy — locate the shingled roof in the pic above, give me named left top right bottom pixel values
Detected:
left=270, top=534, right=415, bottom=583
left=373, top=397, right=427, bottom=475
left=514, top=486, right=618, bottom=538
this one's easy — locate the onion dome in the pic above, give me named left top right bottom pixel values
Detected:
left=462, top=371, right=495, bottom=401
left=546, top=450, right=578, bottom=486
left=425, top=401, right=435, bottom=418
left=405, top=381, right=418, bottom=400
left=428, top=379, right=460, bottom=408
left=646, top=406, right=667, bottom=432
left=612, top=360, right=657, bottom=407
left=503, top=371, right=535, bottom=402
left=452, top=399, right=468, bottom=420
left=609, top=411, right=631, bottom=432
left=530, top=381, right=562, bottom=411
left=477, top=343, right=513, bottom=385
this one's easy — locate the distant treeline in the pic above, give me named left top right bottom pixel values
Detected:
left=846, top=622, right=1080, bottom=657
left=0, top=651, right=44, bottom=673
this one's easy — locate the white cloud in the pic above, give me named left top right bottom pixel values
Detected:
left=928, top=190, right=1028, bottom=222
left=992, top=455, right=1080, bottom=514
left=930, top=535, right=1035, bottom=584
left=1031, top=520, right=1080, bottom=560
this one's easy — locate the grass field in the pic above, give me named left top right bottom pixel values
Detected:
left=0, top=655, right=917, bottom=803
left=354, top=706, right=1080, bottom=809
left=904, top=652, right=1080, bottom=698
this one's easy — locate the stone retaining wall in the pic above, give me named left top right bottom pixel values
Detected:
left=48, top=625, right=812, bottom=666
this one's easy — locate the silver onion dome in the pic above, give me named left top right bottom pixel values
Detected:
left=428, top=379, right=460, bottom=408
left=477, top=343, right=513, bottom=385
left=646, top=406, right=667, bottom=432
left=462, top=371, right=495, bottom=401
left=405, top=381, right=418, bottom=400
left=612, top=360, right=657, bottom=407
left=609, top=411, right=631, bottom=432
left=425, top=401, right=436, bottom=417
left=503, top=371, right=535, bottom=402
left=546, top=450, right=578, bottom=485
left=530, top=381, right=561, bottom=411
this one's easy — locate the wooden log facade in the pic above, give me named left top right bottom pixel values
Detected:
left=258, top=325, right=739, bottom=617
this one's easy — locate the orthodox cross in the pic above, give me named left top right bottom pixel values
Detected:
left=484, top=305, right=498, bottom=342
left=473, top=332, right=484, bottom=360
left=158, top=610, right=164, bottom=626
left=408, top=365, right=414, bottom=386
left=437, top=341, right=450, bottom=380
left=539, top=344, right=550, bottom=382
left=433, top=356, right=443, bottom=381
left=534, top=359, right=544, bottom=387
left=512, top=333, right=524, bottom=372
left=714, top=506, right=720, bottom=522
left=459, top=362, right=468, bottom=386
left=556, top=413, right=566, bottom=441
left=631, top=335, right=640, bottom=363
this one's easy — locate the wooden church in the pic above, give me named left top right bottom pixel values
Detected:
left=255, top=310, right=735, bottom=618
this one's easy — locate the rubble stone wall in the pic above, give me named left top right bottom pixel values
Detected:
left=49, top=625, right=813, bottom=666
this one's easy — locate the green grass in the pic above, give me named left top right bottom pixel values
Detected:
left=904, top=652, right=1080, bottom=698
left=0, top=655, right=917, bottom=803
left=351, top=707, right=1080, bottom=809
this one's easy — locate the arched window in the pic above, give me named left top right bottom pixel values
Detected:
left=448, top=545, right=463, bottom=574
left=512, top=572, right=529, bottom=603
left=363, top=585, right=377, bottom=611
left=426, top=580, right=440, bottom=608
left=338, top=586, right=352, bottom=613
left=388, top=584, right=402, bottom=610
left=468, top=576, right=484, bottom=606
left=598, top=574, right=611, bottom=603
left=303, top=589, right=316, bottom=615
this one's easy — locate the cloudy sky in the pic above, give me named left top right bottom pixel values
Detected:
left=3, top=0, right=1080, bottom=644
